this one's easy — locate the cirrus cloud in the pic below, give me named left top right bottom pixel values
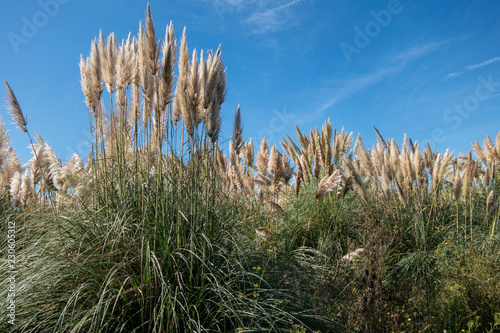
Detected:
left=444, top=56, right=500, bottom=81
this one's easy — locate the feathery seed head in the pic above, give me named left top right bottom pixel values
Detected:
left=178, top=27, right=189, bottom=87
left=144, top=3, right=160, bottom=75
left=232, top=105, right=244, bottom=155
left=159, top=21, right=177, bottom=111
left=245, top=138, right=254, bottom=168
left=4, top=81, right=28, bottom=133
left=10, top=171, right=22, bottom=205
left=316, top=169, right=341, bottom=199
left=281, top=154, right=294, bottom=183
left=89, top=39, right=104, bottom=103
left=373, top=126, right=387, bottom=150
left=197, top=50, right=207, bottom=120
left=487, top=190, right=494, bottom=207
left=99, top=31, right=118, bottom=93
left=269, top=144, right=280, bottom=176
left=116, top=33, right=136, bottom=89
left=257, top=137, right=269, bottom=175
left=453, top=170, right=463, bottom=201
left=255, top=227, right=272, bottom=239
left=187, top=48, right=201, bottom=129
left=20, top=169, right=32, bottom=206
left=140, top=66, right=155, bottom=127
left=204, top=46, right=226, bottom=142
left=173, top=27, right=190, bottom=128
left=295, top=168, right=302, bottom=197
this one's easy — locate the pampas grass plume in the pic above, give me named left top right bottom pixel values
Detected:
left=245, top=138, right=254, bottom=168
left=341, top=248, right=364, bottom=262
left=316, top=169, right=341, bottom=199
left=268, top=144, right=280, bottom=176
left=257, top=137, right=269, bottom=175
left=295, top=168, right=302, bottom=197
left=487, top=190, right=494, bottom=208
left=99, top=30, right=118, bottom=94
left=159, top=21, right=176, bottom=110
left=373, top=126, right=387, bottom=149
left=188, top=48, right=200, bottom=127
left=9, top=171, right=21, bottom=204
left=255, top=227, right=272, bottom=239
left=232, top=105, right=243, bottom=155
left=4, top=81, right=28, bottom=133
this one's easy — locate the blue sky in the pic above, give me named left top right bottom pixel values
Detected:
left=1, top=0, right=500, bottom=164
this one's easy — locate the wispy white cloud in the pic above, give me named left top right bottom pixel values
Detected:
left=204, top=0, right=254, bottom=10
left=219, top=0, right=247, bottom=6
left=245, top=0, right=304, bottom=34
left=464, top=56, right=500, bottom=71
left=311, top=42, right=446, bottom=119
left=393, top=40, right=449, bottom=63
left=199, top=0, right=255, bottom=16
left=195, top=0, right=306, bottom=33
left=313, top=66, right=399, bottom=118
left=444, top=56, right=500, bottom=80
left=444, top=71, right=463, bottom=81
